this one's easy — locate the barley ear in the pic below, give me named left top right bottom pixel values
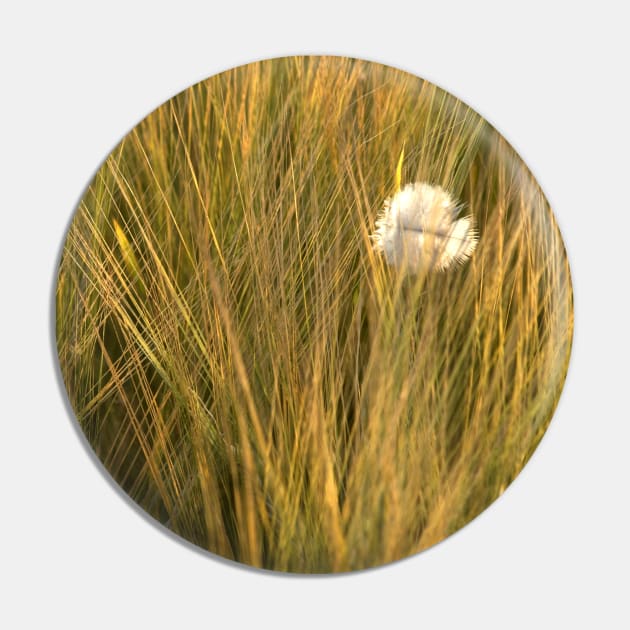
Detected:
left=113, top=218, right=144, bottom=296
left=395, top=143, right=405, bottom=192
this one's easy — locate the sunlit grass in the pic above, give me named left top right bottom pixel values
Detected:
left=56, top=56, right=573, bottom=572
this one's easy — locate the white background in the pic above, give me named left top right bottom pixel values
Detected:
left=1, top=1, right=628, bottom=628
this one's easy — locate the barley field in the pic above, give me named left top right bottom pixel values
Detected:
left=56, top=56, right=573, bottom=572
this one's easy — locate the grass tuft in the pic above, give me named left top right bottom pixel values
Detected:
left=56, top=56, right=573, bottom=572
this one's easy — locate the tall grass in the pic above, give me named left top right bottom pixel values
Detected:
left=56, top=56, right=573, bottom=572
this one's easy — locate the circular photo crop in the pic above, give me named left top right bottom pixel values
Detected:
left=56, top=56, right=573, bottom=573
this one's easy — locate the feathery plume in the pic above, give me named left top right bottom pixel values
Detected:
left=371, top=182, right=478, bottom=272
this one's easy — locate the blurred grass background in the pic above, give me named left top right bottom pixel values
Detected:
left=56, top=56, right=573, bottom=572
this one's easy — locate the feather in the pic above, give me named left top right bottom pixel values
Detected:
left=371, top=182, right=478, bottom=273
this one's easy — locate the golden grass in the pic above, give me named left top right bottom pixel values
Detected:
left=56, top=56, right=573, bottom=572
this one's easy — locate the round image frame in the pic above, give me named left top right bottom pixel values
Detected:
left=55, top=55, right=573, bottom=574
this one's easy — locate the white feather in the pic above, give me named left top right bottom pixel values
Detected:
left=371, top=182, right=478, bottom=272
